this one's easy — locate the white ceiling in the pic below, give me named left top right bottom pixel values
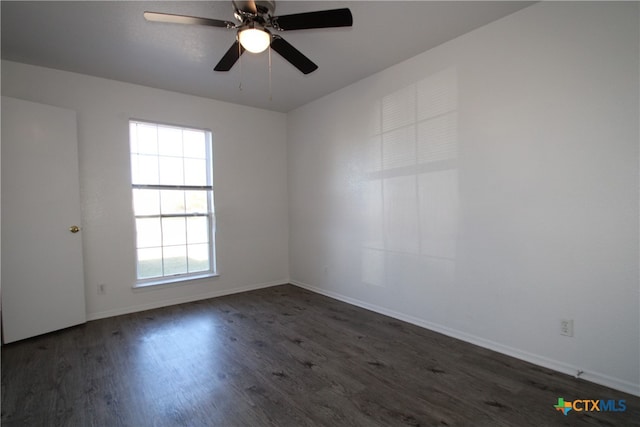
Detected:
left=1, top=1, right=533, bottom=112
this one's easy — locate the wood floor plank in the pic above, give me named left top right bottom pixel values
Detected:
left=2, top=284, right=639, bottom=426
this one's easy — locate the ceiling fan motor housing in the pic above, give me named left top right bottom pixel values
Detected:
left=234, top=1, right=276, bottom=17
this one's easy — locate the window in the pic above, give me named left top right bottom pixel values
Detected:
left=129, top=120, right=216, bottom=286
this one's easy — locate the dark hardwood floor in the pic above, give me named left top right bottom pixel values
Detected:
left=2, top=284, right=638, bottom=426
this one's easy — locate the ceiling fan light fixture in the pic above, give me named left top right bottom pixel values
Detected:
left=238, top=27, right=271, bottom=53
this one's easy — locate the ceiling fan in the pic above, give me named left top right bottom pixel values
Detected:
left=144, top=1, right=353, bottom=75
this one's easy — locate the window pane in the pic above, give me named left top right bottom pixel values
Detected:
left=160, top=190, right=185, bottom=214
left=185, top=191, right=208, bottom=214
left=184, top=158, right=207, bottom=186
left=133, top=189, right=160, bottom=216
left=162, top=217, right=186, bottom=246
left=164, top=245, right=187, bottom=275
left=132, top=154, right=159, bottom=185
left=135, top=124, right=158, bottom=155
left=136, top=218, right=162, bottom=248
left=187, top=217, right=209, bottom=244
left=130, top=125, right=139, bottom=154
left=188, top=244, right=210, bottom=272
left=183, top=130, right=206, bottom=159
left=138, top=247, right=163, bottom=279
left=158, top=126, right=183, bottom=157
left=159, top=156, right=184, bottom=185
left=130, top=154, right=139, bottom=183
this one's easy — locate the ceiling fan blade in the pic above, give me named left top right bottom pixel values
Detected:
left=144, top=11, right=234, bottom=28
left=273, top=8, right=353, bottom=31
left=214, top=40, right=245, bottom=71
left=270, top=35, right=318, bottom=74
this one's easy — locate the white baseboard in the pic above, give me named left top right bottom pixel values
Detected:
left=86, top=280, right=286, bottom=321
left=290, top=280, right=640, bottom=397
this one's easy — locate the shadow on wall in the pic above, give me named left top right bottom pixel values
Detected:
left=362, top=67, right=459, bottom=292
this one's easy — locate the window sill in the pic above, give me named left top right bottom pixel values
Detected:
left=133, top=272, right=219, bottom=291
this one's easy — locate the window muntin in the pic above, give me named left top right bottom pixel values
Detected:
left=130, top=120, right=216, bottom=285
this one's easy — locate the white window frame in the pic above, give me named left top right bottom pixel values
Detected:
left=129, top=119, right=217, bottom=287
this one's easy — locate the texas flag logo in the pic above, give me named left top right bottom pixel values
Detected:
left=554, top=398, right=573, bottom=416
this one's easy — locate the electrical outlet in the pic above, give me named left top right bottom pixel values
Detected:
left=560, top=319, right=573, bottom=337
left=98, top=284, right=106, bottom=295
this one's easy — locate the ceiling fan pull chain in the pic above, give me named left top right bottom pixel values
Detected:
left=268, top=44, right=273, bottom=102
left=239, top=37, right=243, bottom=91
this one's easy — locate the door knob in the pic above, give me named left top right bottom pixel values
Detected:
left=69, top=225, right=80, bottom=233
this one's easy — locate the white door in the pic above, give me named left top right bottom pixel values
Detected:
left=2, top=96, right=86, bottom=343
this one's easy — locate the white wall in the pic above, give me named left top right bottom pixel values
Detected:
left=288, top=2, right=640, bottom=395
left=1, top=60, right=289, bottom=319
